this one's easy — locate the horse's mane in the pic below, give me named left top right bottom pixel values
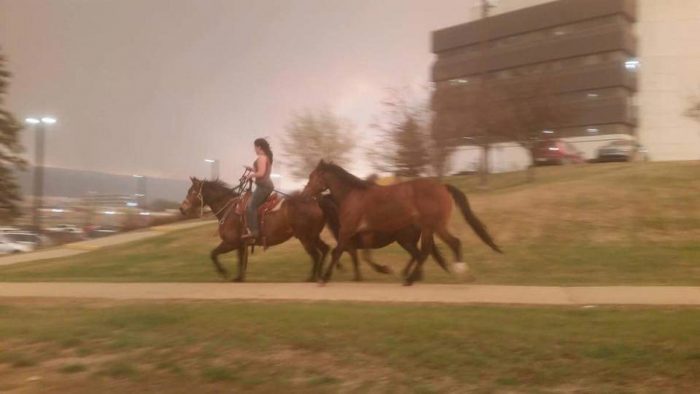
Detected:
left=319, top=162, right=373, bottom=189
left=203, top=179, right=239, bottom=197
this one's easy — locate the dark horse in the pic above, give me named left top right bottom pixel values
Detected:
left=318, top=194, right=449, bottom=281
left=180, top=177, right=329, bottom=282
left=302, top=161, right=502, bottom=285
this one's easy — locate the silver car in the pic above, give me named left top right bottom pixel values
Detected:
left=597, top=140, right=648, bottom=162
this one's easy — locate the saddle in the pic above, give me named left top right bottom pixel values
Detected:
left=234, top=192, right=281, bottom=217
left=234, top=192, right=282, bottom=248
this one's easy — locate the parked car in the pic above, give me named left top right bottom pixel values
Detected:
left=46, top=224, right=84, bottom=234
left=533, top=139, right=585, bottom=166
left=596, top=140, right=648, bottom=162
left=86, top=225, right=121, bottom=239
left=0, top=233, right=41, bottom=254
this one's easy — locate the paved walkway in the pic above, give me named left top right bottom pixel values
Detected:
left=0, top=282, right=698, bottom=305
left=0, top=219, right=213, bottom=267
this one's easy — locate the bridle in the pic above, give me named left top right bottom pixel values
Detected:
left=193, top=168, right=253, bottom=224
left=195, top=182, right=205, bottom=218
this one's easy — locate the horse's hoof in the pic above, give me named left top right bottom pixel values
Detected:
left=403, top=280, right=414, bottom=286
left=352, top=277, right=362, bottom=282
left=232, top=277, right=244, bottom=282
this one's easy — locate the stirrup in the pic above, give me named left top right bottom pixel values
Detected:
left=241, top=228, right=254, bottom=239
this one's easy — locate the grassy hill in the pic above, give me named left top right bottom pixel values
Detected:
left=1, top=161, right=698, bottom=285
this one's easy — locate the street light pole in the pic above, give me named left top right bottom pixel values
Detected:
left=204, top=159, right=219, bottom=179
left=25, top=117, right=56, bottom=232
left=132, top=174, right=146, bottom=207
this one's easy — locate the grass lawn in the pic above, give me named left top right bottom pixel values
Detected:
left=0, top=300, right=698, bottom=393
left=0, top=161, right=698, bottom=285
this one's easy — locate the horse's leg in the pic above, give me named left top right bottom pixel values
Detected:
left=321, top=244, right=343, bottom=283
left=300, top=238, right=322, bottom=282
left=431, top=242, right=449, bottom=273
left=316, top=238, right=330, bottom=279
left=350, top=248, right=362, bottom=281
left=405, top=229, right=434, bottom=286
left=360, top=249, right=393, bottom=274
left=397, top=237, right=423, bottom=282
left=210, top=242, right=236, bottom=280
left=232, top=245, right=248, bottom=282
left=436, top=226, right=473, bottom=280
left=322, top=237, right=354, bottom=284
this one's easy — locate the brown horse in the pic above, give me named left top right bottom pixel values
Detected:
left=318, top=194, right=448, bottom=281
left=180, top=177, right=329, bottom=282
left=302, top=161, right=502, bottom=285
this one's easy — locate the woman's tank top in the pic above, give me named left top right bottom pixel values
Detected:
left=253, top=155, right=273, bottom=188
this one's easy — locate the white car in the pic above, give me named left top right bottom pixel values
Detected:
left=0, top=233, right=41, bottom=254
left=46, top=224, right=84, bottom=234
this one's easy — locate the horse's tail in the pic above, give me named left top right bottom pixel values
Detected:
left=317, top=194, right=340, bottom=240
left=445, top=184, right=503, bottom=254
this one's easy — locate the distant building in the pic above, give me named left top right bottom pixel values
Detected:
left=431, top=0, right=700, bottom=170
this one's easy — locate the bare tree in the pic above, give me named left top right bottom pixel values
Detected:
left=281, top=109, right=356, bottom=180
left=0, top=49, right=26, bottom=222
left=369, top=87, right=432, bottom=178
left=432, top=69, right=569, bottom=183
left=685, top=93, right=700, bottom=128
left=490, top=73, right=571, bottom=181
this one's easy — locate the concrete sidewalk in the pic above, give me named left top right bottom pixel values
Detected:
left=0, top=282, right=698, bottom=305
left=0, top=219, right=214, bottom=267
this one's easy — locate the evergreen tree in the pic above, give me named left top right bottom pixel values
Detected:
left=0, top=49, right=26, bottom=222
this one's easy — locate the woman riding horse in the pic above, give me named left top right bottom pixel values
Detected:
left=242, top=138, right=274, bottom=242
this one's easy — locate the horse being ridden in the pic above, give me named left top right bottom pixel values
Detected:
left=301, top=160, right=502, bottom=285
left=180, top=177, right=329, bottom=282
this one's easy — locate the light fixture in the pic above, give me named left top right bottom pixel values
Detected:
left=625, top=59, right=640, bottom=70
left=41, top=117, right=57, bottom=124
left=139, top=211, right=151, bottom=216
left=270, top=173, right=282, bottom=179
left=587, top=93, right=599, bottom=98
left=587, top=128, right=599, bottom=133
left=204, top=159, right=216, bottom=163
left=132, top=174, right=144, bottom=178
left=25, top=118, right=40, bottom=124
left=102, top=210, right=117, bottom=215
left=542, top=130, right=554, bottom=134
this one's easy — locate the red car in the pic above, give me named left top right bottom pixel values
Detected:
left=533, top=139, right=585, bottom=166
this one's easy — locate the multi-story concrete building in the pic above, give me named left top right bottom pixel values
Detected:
left=432, top=0, right=700, bottom=171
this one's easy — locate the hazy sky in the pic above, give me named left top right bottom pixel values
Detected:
left=1, top=0, right=476, bottom=187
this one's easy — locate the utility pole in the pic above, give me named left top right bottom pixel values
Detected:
left=477, top=0, right=496, bottom=187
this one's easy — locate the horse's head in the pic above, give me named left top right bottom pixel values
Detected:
left=302, top=160, right=330, bottom=197
left=180, top=177, right=205, bottom=217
